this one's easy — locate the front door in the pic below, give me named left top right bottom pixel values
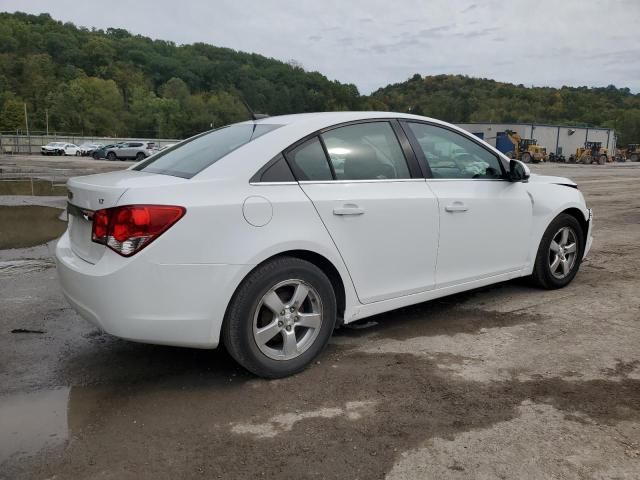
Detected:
left=403, top=121, right=532, bottom=287
left=287, top=121, right=440, bottom=304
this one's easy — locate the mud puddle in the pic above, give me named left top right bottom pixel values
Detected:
left=0, top=205, right=66, bottom=249
left=2, top=348, right=639, bottom=479
left=0, top=387, right=70, bottom=461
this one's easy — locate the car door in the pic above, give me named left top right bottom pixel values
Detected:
left=290, top=120, right=440, bottom=304
left=402, top=121, right=532, bottom=288
left=117, top=142, right=132, bottom=158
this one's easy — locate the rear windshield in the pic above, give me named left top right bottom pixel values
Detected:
left=134, top=123, right=282, bottom=179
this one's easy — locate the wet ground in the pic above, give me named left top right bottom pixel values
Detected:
left=0, top=206, right=67, bottom=249
left=1, top=159, right=639, bottom=479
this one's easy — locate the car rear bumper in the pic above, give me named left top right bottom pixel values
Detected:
left=55, top=231, right=245, bottom=348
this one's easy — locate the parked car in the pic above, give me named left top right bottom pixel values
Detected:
left=41, top=142, right=80, bottom=156
left=79, top=142, right=104, bottom=156
left=105, top=141, right=156, bottom=161
left=91, top=143, right=123, bottom=159
left=57, top=112, right=593, bottom=378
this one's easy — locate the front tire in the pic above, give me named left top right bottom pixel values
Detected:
left=135, top=152, right=145, bottom=161
left=222, top=257, right=337, bottom=378
left=107, top=152, right=117, bottom=161
left=521, top=152, right=531, bottom=163
left=531, top=213, right=584, bottom=289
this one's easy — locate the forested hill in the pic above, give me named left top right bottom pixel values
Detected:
left=1, top=12, right=639, bottom=143
left=0, top=12, right=361, bottom=138
left=371, top=74, right=640, bottom=144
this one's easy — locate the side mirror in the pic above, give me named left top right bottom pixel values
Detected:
left=509, top=159, right=530, bottom=182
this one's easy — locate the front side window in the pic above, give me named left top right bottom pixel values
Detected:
left=321, top=122, right=410, bottom=180
left=134, top=123, right=282, bottom=179
left=406, top=123, right=504, bottom=179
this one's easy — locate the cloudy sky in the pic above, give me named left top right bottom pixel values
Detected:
left=3, top=0, right=639, bottom=94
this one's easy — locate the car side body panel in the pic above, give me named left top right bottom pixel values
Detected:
left=56, top=111, right=593, bottom=351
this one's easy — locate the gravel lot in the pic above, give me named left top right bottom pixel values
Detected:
left=1, top=157, right=639, bottom=479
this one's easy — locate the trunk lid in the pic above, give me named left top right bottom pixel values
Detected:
left=66, top=170, right=186, bottom=263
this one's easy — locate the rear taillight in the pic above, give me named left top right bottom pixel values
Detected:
left=91, top=205, right=186, bottom=257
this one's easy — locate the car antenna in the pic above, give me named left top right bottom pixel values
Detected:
left=239, top=97, right=269, bottom=121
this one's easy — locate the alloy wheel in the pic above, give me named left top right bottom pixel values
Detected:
left=252, top=279, right=323, bottom=361
left=548, top=226, right=578, bottom=279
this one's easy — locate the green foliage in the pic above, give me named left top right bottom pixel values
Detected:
left=1, top=12, right=639, bottom=144
left=0, top=12, right=361, bottom=138
left=371, top=75, right=640, bottom=144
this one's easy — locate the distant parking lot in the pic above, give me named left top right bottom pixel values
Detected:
left=1, top=158, right=639, bottom=479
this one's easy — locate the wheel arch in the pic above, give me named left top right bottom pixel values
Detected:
left=560, top=207, right=589, bottom=251
left=221, top=249, right=348, bottom=339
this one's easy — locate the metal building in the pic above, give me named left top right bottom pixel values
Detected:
left=456, top=122, right=616, bottom=157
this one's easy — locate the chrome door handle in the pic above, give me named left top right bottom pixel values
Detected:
left=333, top=205, right=365, bottom=216
left=445, top=202, right=468, bottom=213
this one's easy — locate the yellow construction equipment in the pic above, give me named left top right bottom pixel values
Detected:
left=505, top=130, right=547, bottom=163
left=627, top=144, right=640, bottom=162
left=573, top=142, right=609, bottom=165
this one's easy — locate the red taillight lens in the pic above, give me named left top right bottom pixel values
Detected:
left=91, top=205, right=186, bottom=257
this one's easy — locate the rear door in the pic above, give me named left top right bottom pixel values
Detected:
left=402, top=121, right=532, bottom=287
left=290, top=120, right=440, bottom=304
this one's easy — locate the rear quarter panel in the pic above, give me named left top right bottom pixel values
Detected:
left=116, top=179, right=360, bottom=340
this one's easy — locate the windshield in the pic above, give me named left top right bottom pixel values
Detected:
left=134, top=123, right=282, bottom=179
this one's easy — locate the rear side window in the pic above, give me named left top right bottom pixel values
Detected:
left=134, top=123, right=282, bottom=179
left=286, top=137, right=333, bottom=181
left=321, top=122, right=410, bottom=180
left=258, top=154, right=295, bottom=182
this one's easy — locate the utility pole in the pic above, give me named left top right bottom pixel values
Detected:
left=45, top=108, right=49, bottom=136
left=24, top=103, right=30, bottom=155
left=24, top=103, right=29, bottom=136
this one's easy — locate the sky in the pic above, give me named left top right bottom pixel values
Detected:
left=3, top=0, right=639, bottom=94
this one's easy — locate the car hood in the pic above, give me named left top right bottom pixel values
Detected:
left=528, top=173, right=577, bottom=188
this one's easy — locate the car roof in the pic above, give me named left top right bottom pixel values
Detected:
left=239, top=111, right=438, bottom=127
left=199, top=111, right=479, bottom=181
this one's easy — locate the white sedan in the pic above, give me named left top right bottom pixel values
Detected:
left=56, top=112, right=593, bottom=378
left=41, top=142, right=81, bottom=156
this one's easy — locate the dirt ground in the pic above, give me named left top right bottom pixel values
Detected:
left=1, top=156, right=639, bottom=479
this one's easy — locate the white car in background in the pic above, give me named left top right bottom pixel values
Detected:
left=41, top=142, right=81, bottom=156
left=57, top=112, right=593, bottom=378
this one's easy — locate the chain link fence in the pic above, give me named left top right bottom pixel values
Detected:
left=0, top=131, right=180, bottom=155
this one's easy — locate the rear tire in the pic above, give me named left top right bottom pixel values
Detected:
left=531, top=213, right=584, bottom=289
left=92, top=152, right=99, bottom=160
left=631, top=153, right=639, bottom=162
left=521, top=152, right=531, bottom=163
left=222, top=257, right=336, bottom=378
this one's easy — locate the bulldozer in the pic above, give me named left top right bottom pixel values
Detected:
left=505, top=130, right=547, bottom=163
left=627, top=144, right=640, bottom=162
left=573, top=141, right=609, bottom=165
